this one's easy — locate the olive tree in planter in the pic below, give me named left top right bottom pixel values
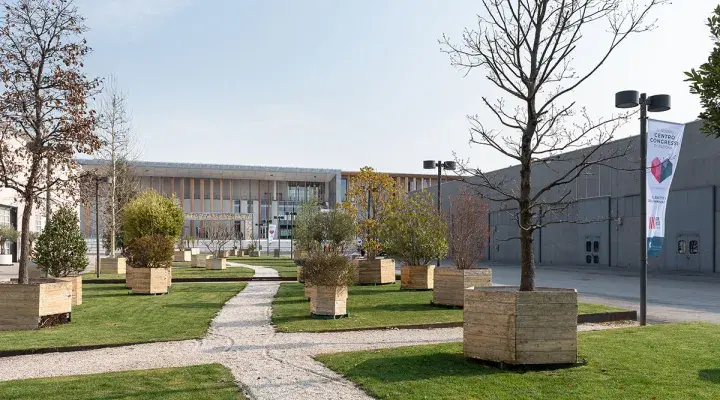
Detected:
left=123, top=190, right=184, bottom=293
left=433, top=189, right=492, bottom=307
left=34, top=206, right=88, bottom=306
left=173, top=236, right=191, bottom=262
left=0, top=225, right=19, bottom=266
left=293, top=200, right=322, bottom=292
left=441, top=0, right=664, bottom=365
left=341, top=167, right=397, bottom=284
left=383, top=192, right=448, bottom=291
left=204, top=223, right=233, bottom=270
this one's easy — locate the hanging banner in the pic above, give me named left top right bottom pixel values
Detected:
left=646, top=119, right=686, bottom=257
left=268, top=224, right=277, bottom=243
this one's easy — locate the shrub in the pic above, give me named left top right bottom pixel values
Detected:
left=303, top=252, right=356, bottom=287
left=123, top=190, right=184, bottom=245
left=125, top=235, right=174, bottom=269
left=247, top=242, right=256, bottom=254
left=381, top=191, right=448, bottom=266
left=294, top=200, right=322, bottom=254
left=34, top=206, right=88, bottom=277
left=447, top=188, right=489, bottom=269
left=0, top=225, right=19, bottom=255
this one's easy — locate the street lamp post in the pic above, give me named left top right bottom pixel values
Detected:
left=615, top=90, right=671, bottom=326
left=286, top=211, right=297, bottom=259
left=423, top=160, right=456, bottom=267
left=94, top=176, right=108, bottom=278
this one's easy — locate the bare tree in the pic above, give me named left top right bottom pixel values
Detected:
left=447, top=188, right=490, bottom=270
left=441, top=0, right=665, bottom=291
left=96, top=75, right=138, bottom=257
left=203, top=222, right=233, bottom=255
left=0, top=0, right=100, bottom=284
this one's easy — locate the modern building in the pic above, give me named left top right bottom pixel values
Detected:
left=77, top=160, right=443, bottom=245
left=437, top=119, right=720, bottom=274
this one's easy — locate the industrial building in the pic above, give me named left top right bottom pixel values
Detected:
left=438, top=119, right=719, bottom=274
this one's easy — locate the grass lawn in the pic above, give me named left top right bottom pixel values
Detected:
left=0, top=283, right=245, bottom=352
left=317, top=323, right=720, bottom=400
left=84, top=264, right=255, bottom=281
left=228, top=256, right=297, bottom=278
left=0, top=364, right=244, bottom=399
left=272, top=283, right=625, bottom=333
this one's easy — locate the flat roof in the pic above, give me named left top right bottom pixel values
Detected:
left=78, top=159, right=340, bottom=181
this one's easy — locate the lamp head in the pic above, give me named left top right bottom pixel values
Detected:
left=443, top=161, right=457, bottom=171
left=648, top=94, right=671, bottom=112
left=423, top=160, right=436, bottom=170
left=615, top=90, right=640, bottom=109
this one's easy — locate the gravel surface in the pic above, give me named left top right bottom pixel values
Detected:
left=0, top=272, right=638, bottom=399
left=227, top=261, right=280, bottom=278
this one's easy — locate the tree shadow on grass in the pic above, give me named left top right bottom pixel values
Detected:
left=351, top=303, right=450, bottom=313
left=337, top=353, right=507, bottom=383
left=699, top=369, right=720, bottom=383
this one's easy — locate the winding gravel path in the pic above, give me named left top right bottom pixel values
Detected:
left=0, top=266, right=633, bottom=399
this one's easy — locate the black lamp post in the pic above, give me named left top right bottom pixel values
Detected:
left=94, top=176, right=108, bottom=278
left=274, top=215, right=285, bottom=256
left=424, top=160, right=456, bottom=267
left=615, top=90, right=671, bottom=326
left=285, top=211, right=297, bottom=258
left=254, top=221, right=264, bottom=254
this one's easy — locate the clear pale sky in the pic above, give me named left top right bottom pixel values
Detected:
left=77, top=0, right=717, bottom=174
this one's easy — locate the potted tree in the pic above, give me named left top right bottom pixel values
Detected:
left=383, top=192, right=448, bottom=291
left=433, top=189, right=492, bottom=307
left=204, top=223, right=232, bottom=270
left=342, top=167, right=397, bottom=284
left=293, top=201, right=322, bottom=293
left=0, top=225, right=18, bottom=266
left=188, top=236, right=200, bottom=255
left=173, top=235, right=191, bottom=262
left=302, top=208, right=357, bottom=318
left=123, top=190, right=184, bottom=294
left=34, top=206, right=88, bottom=306
left=99, top=229, right=126, bottom=274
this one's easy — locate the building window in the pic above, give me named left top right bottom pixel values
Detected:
left=689, top=240, right=699, bottom=254
left=35, top=216, right=43, bottom=232
left=0, top=207, right=10, bottom=225
left=677, top=240, right=686, bottom=254
left=593, top=241, right=599, bottom=253
left=585, top=241, right=592, bottom=252
left=340, top=178, right=348, bottom=202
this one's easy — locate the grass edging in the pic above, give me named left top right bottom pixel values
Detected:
left=0, top=341, right=162, bottom=358
left=285, top=310, right=638, bottom=334
left=84, top=276, right=297, bottom=284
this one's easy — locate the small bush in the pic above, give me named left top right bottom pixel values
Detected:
left=34, top=206, right=88, bottom=277
left=0, top=225, right=19, bottom=255
left=303, top=252, right=356, bottom=287
left=125, top=235, right=174, bottom=269
left=123, top=190, right=184, bottom=245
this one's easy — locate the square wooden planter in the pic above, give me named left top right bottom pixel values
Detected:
left=357, top=258, right=395, bottom=284
left=173, top=250, right=191, bottom=262
left=99, top=257, right=126, bottom=275
left=190, top=248, right=200, bottom=255
left=464, top=286, right=578, bottom=365
left=400, top=265, right=435, bottom=290
left=304, top=282, right=315, bottom=300
left=310, top=286, right=348, bottom=318
left=433, top=268, right=492, bottom=307
left=191, top=254, right=210, bottom=268
left=207, top=257, right=227, bottom=270
left=0, top=279, right=72, bottom=331
left=131, top=267, right=172, bottom=295
left=57, top=275, right=82, bottom=306
left=216, top=250, right=230, bottom=259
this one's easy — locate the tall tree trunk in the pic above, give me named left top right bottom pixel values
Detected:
left=110, top=145, right=116, bottom=257
left=518, top=162, right=535, bottom=291
left=18, top=195, right=34, bottom=284
left=45, top=157, right=51, bottom=223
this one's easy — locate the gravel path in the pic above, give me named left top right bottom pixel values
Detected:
left=0, top=278, right=636, bottom=399
left=227, top=261, right=280, bottom=278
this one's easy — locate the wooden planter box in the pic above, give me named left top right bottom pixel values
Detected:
left=433, top=268, right=492, bottom=307
left=99, top=257, right=126, bottom=275
left=0, top=279, right=72, bottom=331
left=173, top=250, right=191, bottom=262
left=190, top=247, right=200, bottom=255
left=216, top=250, right=230, bottom=259
left=310, top=286, right=348, bottom=317
left=125, top=266, right=135, bottom=289
left=464, top=286, right=578, bottom=365
left=131, top=267, right=171, bottom=295
left=191, top=254, right=210, bottom=268
left=250, top=251, right=259, bottom=257
left=400, top=265, right=434, bottom=290
left=207, top=257, right=227, bottom=270
left=357, top=258, right=395, bottom=284
left=304, top=282, right=315, bottom=300
left=57, top=275, right=82, bottom=306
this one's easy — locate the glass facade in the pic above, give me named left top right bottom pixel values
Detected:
left=287, top=181, right=325, bottom=203
left=340, top=178, right=348, bottom=202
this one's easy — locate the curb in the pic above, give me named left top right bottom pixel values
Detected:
left=84, top=277, right=297, bottom=284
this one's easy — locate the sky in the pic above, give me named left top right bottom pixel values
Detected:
left=76, top=0, right=718, bottom=174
